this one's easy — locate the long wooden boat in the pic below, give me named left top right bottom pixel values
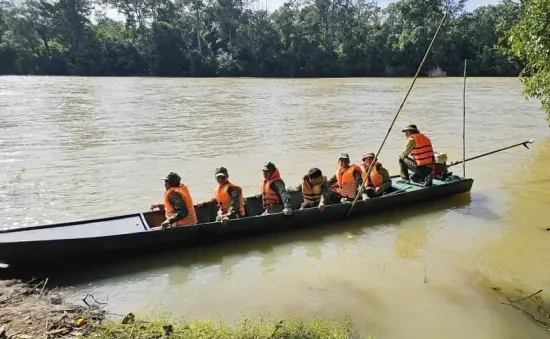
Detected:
left=0, top=175, right=473, bottom=270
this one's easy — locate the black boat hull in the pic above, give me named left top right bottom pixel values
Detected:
left=0, top=176, right=473, bottom=269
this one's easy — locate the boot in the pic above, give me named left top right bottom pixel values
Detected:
left=410, top=173, right=423, bottom=183
left=423, top=173, right=433, bottom=187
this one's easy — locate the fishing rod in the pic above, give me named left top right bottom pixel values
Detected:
left=447, top=139, right=535, bottom=168
left=346, top=11, right=449, bottom=218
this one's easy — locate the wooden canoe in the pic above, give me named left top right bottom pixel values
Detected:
left=0, top=175, right=473, bottom=269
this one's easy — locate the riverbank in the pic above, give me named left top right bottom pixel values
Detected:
left=90, top=315, right=371, bottom=339
left=0, top=279, right=373, bottom=338
left=0, top=279, right=105, bottom=338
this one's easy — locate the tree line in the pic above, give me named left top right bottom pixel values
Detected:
left=0, top=0, right=523, bottom=77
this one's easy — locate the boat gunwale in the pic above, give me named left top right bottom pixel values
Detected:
left=0, top=212, right=150, bottom=234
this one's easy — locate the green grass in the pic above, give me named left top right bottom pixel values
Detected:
left=87, top=314, right=374, bottom=339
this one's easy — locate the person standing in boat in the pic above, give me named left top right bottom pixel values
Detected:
left=332, top=153, right=363, bottom=202
left=359, top=152, right=392, bottom=199
left=212, top=167, right=246, bottom=225
left=300, top=167, right=332, bottom=211
left=150, top=172, right=198, bottom=229
left=399, top=124, right=434, bottom=187
left=261, top=162, right=293, bottom=216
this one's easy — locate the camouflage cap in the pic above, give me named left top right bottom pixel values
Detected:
left=161, top=172, right=181, bottom=182
left=401, top=124, right=419, bottom=132
left=261, top=162, right=277, bottom=172
left=339, top=153, right=350, bottom=160
left=362, top=152, right=376, bottom=160
left=215, top=167, right=228, bottom=177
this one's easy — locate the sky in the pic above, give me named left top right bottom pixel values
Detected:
left=103, top=0, right=502, bottom=21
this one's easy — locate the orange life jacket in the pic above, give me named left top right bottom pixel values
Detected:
left=164, top=184, right=197, bottom=226
left=410, top=133, right=435, bottom=166
left=359, top=163, right=384, bottom=188
left=213, top=182, right=246, bottom=217
left=336, top=164, right=360, bottom=199
left=302, top=175, right=327, bottom=203
left=261, top=169, right=284, bottom=208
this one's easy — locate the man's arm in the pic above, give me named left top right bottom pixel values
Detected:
left=400, top=137, right=415, bottom=158
left=319, top=180, right=331, bottom=205
left=226, top=186, right=241, bottom=217
left=167, top=192, right=189, bottom=223
left=377, top=166, right=392, bottom=192
left=271, top=180, right=292, bottom=209
left=353, top=168, right=363, bottom=189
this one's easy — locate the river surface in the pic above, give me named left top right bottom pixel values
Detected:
left=1, top=76, right=550, bottom=339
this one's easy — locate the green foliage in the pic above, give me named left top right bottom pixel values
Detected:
left=502, top=0, right=550, bottom=123
left=0, top=0, right=522, bottom=77
left=88, top=314, right=373, bottom=339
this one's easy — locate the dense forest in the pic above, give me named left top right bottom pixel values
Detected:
left=0, top=0, right=523, bottom=77
left=503, top=0, right=550, bottom=123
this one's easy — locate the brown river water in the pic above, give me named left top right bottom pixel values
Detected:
left=1, top=76, right=550, bottom=339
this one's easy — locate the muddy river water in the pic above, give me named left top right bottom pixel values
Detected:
left=1, top=76, right=549, bottom=339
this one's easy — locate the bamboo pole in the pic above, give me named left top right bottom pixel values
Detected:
left=346, top=11, right=449, bottom=218
left=462, top=59, right=467, bottom=177
left=448, top=139, right=534, bottom=168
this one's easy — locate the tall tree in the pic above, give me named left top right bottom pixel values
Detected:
left=503, top=0, right=550, bottom=123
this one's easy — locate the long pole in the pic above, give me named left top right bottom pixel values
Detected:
left=346, top=11, right=448, bottom=218
left=447, top=139, right=535, bottom=168
left=462, top=59, right=467, bottom=177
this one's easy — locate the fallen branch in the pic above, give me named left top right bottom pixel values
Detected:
left=82, top=294, right=107, bottom=307
left=0, top=279, right=46, bottom=304
left=423, top=263, right=428, bottom=284
left=37, top=278, right=49, bottom=299
left=47, top=314, right=67, bottom=331
left=28, top=279, right=46, bottom=294
left=0, top=279, right=107, bottom=339
left=501, top=301, right=550, bottom=331
left=506, top=289, right=543, bottom=303
left=500, top=288, right=550, bottom=331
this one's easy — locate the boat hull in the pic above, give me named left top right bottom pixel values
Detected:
left=0, top=175, right=473, bottom=269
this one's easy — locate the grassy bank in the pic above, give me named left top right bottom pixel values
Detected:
left=0, top=278, right=373, bottom=339
left=90, top=314, right=373, bottom=339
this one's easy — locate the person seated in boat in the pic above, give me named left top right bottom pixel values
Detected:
left=399, top=124, right=434, bottom=187
left=150, top=172, right=198, bottom=229
left=261, top=162, right=292, bottom=216
left=359, top=152, right=391, bottom=199
left=301, top=167, right=332, bottom=211
left=331, top=153, right=363, bottom=203
left=212, top=167, right=246, bottom=225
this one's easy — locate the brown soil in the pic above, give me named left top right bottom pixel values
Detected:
left=0, top=279, right=105, bottom=339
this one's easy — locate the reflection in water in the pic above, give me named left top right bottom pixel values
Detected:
left=457, top=192, right=503, bottom=221
left=259, top=245, right=293, bottom=270
left=393, top=222, right=428, bottom=259
left=305, top=242, right=323, bottom=260
left=167, top=265, right=192, bottom=286
left=390, top=194, right=472, bottom=259
left=3, top=77, right=550, bottom=339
